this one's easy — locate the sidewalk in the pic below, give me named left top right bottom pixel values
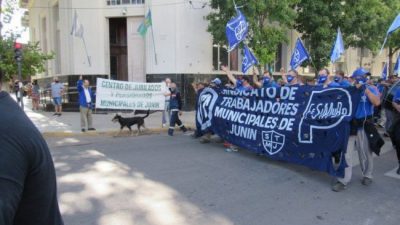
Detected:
left=22, top=98, right=196, bottom=136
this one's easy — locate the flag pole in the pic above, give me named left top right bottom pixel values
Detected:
left=150, top=19, right=158, bottom=65
left=81, top=36, right=91, bottom=67
left=148, top=0, right=158, bottom=65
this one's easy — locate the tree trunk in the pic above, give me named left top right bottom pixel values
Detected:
left=0, top=0, right=3, bottom=36
left=0, top=0, right=4, bottom=83
left=389, top=47, right=394, bottom=77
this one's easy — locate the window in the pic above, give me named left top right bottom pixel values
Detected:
left=272, top=44, right=282, bottom=72
left=110, top=56, right=118, bottom=80
left=107, top=0, right=145, bottom=5
left=212, top=44, right=239, bottom=71
left=230, top=48, right=239, bottom=71
left=261, top=44, right=282, bottom=74
left=109, top=25, right=117, bottom=44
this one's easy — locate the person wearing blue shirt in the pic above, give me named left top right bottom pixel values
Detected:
left=77, top=76, right=96, bottom=132
left=51, top=77, right=64, bottom=116
left=391, top=88, right=400, bottom=174
left=222, top=65, right=253, bottom=91
left=332, top=68, right=381, bottom=192
left=316, top=68, right=330, bottom=87
left=315, top=68, right=340, bottom=88
left=252, top=69, right=279, bottom=89
left=167, top=83, right=187, bottom=136
left=333, top=70, right=351, bottom=87
left=282, top=68, right=303, bottom=86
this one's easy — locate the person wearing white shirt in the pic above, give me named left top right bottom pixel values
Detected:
left=162, top=78, right=172, bottom=127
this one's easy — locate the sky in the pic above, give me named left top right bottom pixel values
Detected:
left=1, top=0, right=29, bottom=43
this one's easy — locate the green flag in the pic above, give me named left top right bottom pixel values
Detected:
left=138, top=10, right=152, bottom=37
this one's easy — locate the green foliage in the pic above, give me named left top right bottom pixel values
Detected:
left=295, top=0, right=346, bottom=71
left=0, top=36, right=54, bottom=80
left=383, top=0, right=400, bottom=74
left=295, top=0, right=400, bottom=72
left=206, top=0, right=299, bottom=66
left=341, top=0, right=391, bottom=54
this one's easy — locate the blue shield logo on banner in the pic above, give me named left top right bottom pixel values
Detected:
left=197, top=88, right=219, bottom=130
left=262, top=131, right=285, bottom=155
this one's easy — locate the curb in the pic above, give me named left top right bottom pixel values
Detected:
left=41, top=125, right=195, bottom=138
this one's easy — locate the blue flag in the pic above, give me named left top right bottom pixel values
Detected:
left=380, top=13, right=400, bottom=53
left=290, top=38, right=310, bottom=69
left=330, top=28, right=345, bottom=63
left=394, top=55, right=400, bottom=75
left=382, top=63, right=388, bottom=80
left=387, top=13, right=400, bottom=35
left=226, top=9, right=248, bottom=52
left=242, top=46, right=259, bottom=74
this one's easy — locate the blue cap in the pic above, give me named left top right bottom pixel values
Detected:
left=211, top=78, right=222, bottom=85
left=352, top=68, right=368, bottom=78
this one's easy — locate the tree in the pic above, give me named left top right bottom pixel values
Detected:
left=0, top=35, right=54, bottom=81
left=206, top=0, right=299, bottom=68
left=382, top=0, right=400, bottom=75
left=340, top=0, right=392, bottom=67
left=1, top=0, right=20, bottom=81
left=1, top=0, right=4, bottom=81
left=387, top=30, right=400, bottom=75
left=295, top=0, right=347, bottom=72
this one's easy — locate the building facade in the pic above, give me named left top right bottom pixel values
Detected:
left=21, top=0, right=394, bottom=109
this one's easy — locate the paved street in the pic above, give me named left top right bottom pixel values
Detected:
left=25, top=108, right=195, bottom=135
left=47, top=133, right=400, bottom=225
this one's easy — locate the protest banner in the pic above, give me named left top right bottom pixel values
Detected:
left=196, top=86, right=361, bottom=177
left=95, top=78, right=166, bottom=110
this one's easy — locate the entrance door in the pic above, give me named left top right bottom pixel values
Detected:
left=109, top=18, right=128, bottom=81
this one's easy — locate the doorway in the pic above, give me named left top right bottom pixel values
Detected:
left=109, top=18, right=128, bottom=81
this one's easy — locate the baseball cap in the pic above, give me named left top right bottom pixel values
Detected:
left=211, top=78, right=222, bottom=85
left=351, top=68, right=369, bottom=78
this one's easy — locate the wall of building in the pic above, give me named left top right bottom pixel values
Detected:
left=144, top=0, right=213, bottom=75
left=28, top=0, right=215, bottom=81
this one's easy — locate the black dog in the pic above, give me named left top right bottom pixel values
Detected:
left=112, top=110, right=150, bottom=136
